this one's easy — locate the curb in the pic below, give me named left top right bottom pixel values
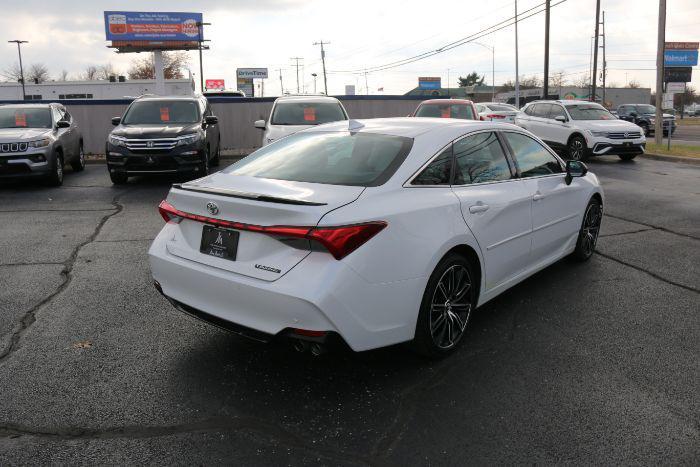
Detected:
left=642, top=153, right=700, bottom=165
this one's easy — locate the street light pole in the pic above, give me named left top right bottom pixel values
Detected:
left=514, top=0, right=520, bottom=108
left=196, top=22, right=211, bottom=93
left=543, top=0, right=550, bottom=99
left=8, top=40, right=28, bottom=100
left=472, top=42, right=495, bottom=101
left=654, top=0, right=666, bottom=145
left=311, top=73, right=318, bottom=94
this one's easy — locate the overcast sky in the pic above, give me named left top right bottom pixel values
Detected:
left=0, top=0, right=698, bottom=96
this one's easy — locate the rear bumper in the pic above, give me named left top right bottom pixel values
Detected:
left=148, top=224, right=423, bottom=351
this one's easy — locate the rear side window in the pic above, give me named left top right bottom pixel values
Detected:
left=227, top=131, right=413, bottom=187
left=453, top=132, right=512, bottom=185
left=415, top=104, right=476, bottom=120
left=271, top=102, right=347, bottom=125
left=412, top=146, right=453, bottom=185
left=503, top=132, right=563, bottom=177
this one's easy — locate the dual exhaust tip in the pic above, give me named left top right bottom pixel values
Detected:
left=293, top=340, right=326, bottom=357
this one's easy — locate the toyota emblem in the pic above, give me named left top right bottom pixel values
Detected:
left=206, top=202, right=219, bottom=215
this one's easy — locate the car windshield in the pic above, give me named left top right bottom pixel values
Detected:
left=122, top=100, right=200, bottom=124
left=225, top=131, right=413, bottom=187
left=0, top=107, right=52, bottom=129
left=486, top=104, right=516, bottom=112
left=415, top=104, right=475, bottom=119
left=565, top=104, right=615, bottom=120
left=636, top=105, right=656, bottom=114
left=271, top=101, right=347, bottom=125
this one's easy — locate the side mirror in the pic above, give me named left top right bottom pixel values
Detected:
left=629, top=112, right=638, bottom=117
left=254, top=119, right=266, bottom=129
left=111, top=117, right=121, bottom=126
left=205, top=115, right=218, bottom=125
left=565, top=160, right=588, bottom=185
left=554, top=115, right=567, bottom=123
left=56, top=120, right=70, bottom=129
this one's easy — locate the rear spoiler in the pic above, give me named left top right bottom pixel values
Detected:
left=171, top=183, right=328, bottom=206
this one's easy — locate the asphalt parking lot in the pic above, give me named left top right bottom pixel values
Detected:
left=0, top=157, right=698, bottom=465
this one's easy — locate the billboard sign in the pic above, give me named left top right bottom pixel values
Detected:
left=236, top=68, right=269, bottom=79
left=418, top=77, right=441, bottom=90
left=205, top=79, right=225, bottom=90
left=237, top=78, right=253, bottom=97
left=665, top=42, right=699, bottom=50
left=104, top=11, right=202, bottom=41
left=664, top=49, right=698, bottom=67
left=664, top=67, right=692, bottom=83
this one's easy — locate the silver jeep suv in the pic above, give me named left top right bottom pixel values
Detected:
left=0, top=103, right=85, bottom=186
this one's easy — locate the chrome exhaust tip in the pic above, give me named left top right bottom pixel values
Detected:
left=293, top=340, right=308, bottom=353
left=309, top=343, right=325, bottom=357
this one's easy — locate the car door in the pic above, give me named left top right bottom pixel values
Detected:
left=518, top=103, right=548, bottom=138
left=203, top=100, right=219, bottom=154
left=501, top=131, right=585, bottom=266
left=62, top=109, right=80, bottom=157
left=51, top=106, right=73, bottom=157
left=542, top=104, right=570, bottom=147
left=450, top=131, right=533, bottom=291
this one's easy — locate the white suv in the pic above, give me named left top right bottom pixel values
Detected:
left=514, top=100, right=646, bottom=161
left=254, top=95, right=348, bottom=147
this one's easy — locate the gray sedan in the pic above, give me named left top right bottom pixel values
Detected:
left=0, top=103, right=85, bottom=186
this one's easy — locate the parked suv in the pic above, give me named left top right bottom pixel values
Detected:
left=0, top=103, right=84, bottom=186
left=515, top=100, right=645, bottom=161
left=254, top=95, right=348, bottom=147
left=616, top=104, right=676, bottom=136
left=106, top=95, right=220, bottom=184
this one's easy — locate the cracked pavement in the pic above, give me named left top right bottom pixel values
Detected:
left=0, top=158, right=698, bottom=465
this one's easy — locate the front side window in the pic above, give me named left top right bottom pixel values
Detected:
left=565, top=104, right=615, bottom=120
left=412, top=146, right=452, bottom=185
left=271, top=101, right=347, bottom=125
left=122, top=100, right=200, bottom=124
left=453, top=132, right=512, bottom=185
left=550, top=105, right=566, bottom=120
left=0, top=107, right=53, bottom=129
left=226, top=131, right=412, bottom=187
left=503, top=132, right=563, bottom=177
left=534, top=103, right=553, bottom=118
left=415, top=104, right=476, bottom=120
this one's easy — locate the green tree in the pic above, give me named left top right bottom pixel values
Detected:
left=458, top=72, right=485, bottom=87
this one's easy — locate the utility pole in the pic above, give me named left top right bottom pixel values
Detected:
left=8, top=40, right=28, bottom=100
left=196, top=22, right=211, bottom=93
left=589, top=36, right=594, bottom=98
left=592, top=0, right=601, bottom=102
left=514, top=0, right=520, bottom=108
left=601, top=11, right=606, bottom=106
left=447, top=68, right=450, bottom=97
left=654, top=0, right=666, bottom=144
left=543, top=0, right=551, bottom=99
left=277, top=68, right=284, bottom=95
left=313, top=40, right=330, bottom=95
left=364, top=70, right=369, bottom=96
left=290, top=57, right=303, bottom=94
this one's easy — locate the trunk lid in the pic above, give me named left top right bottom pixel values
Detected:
left=163, top=172, right=364, bottom=281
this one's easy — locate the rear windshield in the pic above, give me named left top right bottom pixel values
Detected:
left=225, top=131, right=413, bottom=187
left=271, top=101, right=347, bottom=125
left=0, top=107, right=52, bottom=129
left=565, top=104, right=615, bottom=120
left=122, top=100, right=200, bottom=124
left=415, top=104, right=475, bottom=120
left=486, top=104, right=516, bottom=112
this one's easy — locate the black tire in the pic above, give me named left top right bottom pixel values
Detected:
left=70, top=143, right=86, bottom=172
left=618, top=154, right=637, bottom=161
left=46, top=152, right=64, bottom=186
left=109, top=171, right=128, bottom=185
left=640, top=123, right=650, bottom=137
left=412, top=252, right=477, bottom=358
left=198, top=147, right=210, bottom=175
left=210, top=139, right=221, bottom=166
left=571, top=198, right=602, bottom=262
left=567, top=135, right=589, bottom=161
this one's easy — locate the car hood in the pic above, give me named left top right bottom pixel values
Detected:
left=0, top=128, right=52, bottom=142
left=640, top=112, right=675, bottom=119
left=574, top=120, right=643, bottom=132
left=111, top=123, right=201, bottom=139
left=266, top=124, right=314, bottom=142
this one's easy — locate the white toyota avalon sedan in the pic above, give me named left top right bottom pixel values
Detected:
left=149, top=118, right=603, bottom=357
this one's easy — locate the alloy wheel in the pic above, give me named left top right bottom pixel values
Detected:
left=429, top=264, right=472, bottom=349
left=56, top=156, right=64, bottom=182
left=569, top=139, right=584, bottom=161
left=79, top=147, right=85, bottom=167
left=581, top=202, right=602, bottom=257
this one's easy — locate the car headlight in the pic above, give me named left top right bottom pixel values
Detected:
left=177, top=133, right=201, bottom=146
left=589, top=130, right=608, bottom=137
left=648, top=117, right=656, bottom=124
left=28, top=138, right=51, bottom=148
left=108, top=135, right=126, bottom=147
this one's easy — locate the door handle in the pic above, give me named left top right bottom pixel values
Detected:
left=533, top=193, right=546, bottom=201
left=469, top=204, right=490, bottom=214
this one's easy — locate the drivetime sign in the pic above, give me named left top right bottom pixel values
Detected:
left=104, top=11, right=203, bottom=41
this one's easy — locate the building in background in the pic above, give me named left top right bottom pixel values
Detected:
left=0, top=78, right=195, bottom=101
left=495, top=87, right=652, bottom=109
left=404, top=85, right=495, bottom=102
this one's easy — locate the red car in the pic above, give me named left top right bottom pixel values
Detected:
left=410, top=99, right=479, bottom=120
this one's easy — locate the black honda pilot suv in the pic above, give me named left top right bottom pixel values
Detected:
left=106, top=95, right=220, bottom=184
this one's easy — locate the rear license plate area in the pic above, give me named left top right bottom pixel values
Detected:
left=200, top=225, right=239, bottom=261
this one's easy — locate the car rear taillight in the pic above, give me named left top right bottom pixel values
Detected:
left=157, top=200, right=387, bottom=260
left=486, top=114, right=506, bottom=119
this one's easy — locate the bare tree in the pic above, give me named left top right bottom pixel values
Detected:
left=572, top=74, right=590, bottom=89
left=548, top=71, right=567, bottom=92
left=58, top=69, right=70, bottom=81
left=97, top=63, right=118, bottom=80
left=27, top=63, right=50, bottom=83
left=128, top=51, right=189, bottom=80
left=80, top=65, right=98, bottom=81
left=626, top=79, right=641, bottom=89
left=1, top=62, right=23, bottom=82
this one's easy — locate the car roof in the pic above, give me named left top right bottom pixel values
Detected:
left=274, top=95, right=341, bottom=103
left=419, top=99, right=474, bottom=105
left=135, top=95, right=199, bottom=102
left=305, top=117, right=507, bottom=138
left=0, top=103, right=55, bottom=108
left=527, top=99, right=599, bottom=106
